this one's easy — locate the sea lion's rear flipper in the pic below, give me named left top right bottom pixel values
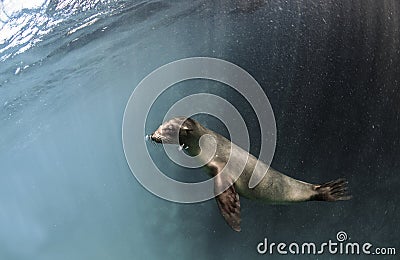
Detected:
left=312, top=178, right=352, bottom=201
left=214, top=173, right=241, bottom=232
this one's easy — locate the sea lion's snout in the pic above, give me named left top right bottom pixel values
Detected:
left=148, top=122, right=180, bottom=144
left=148, top=131, right=164, bottom=143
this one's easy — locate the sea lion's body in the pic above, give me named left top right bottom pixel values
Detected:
left=149, top=117, right=350, bottom=231
left=193, top=126, right=317, bottom=203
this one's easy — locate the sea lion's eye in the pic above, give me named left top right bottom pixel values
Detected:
left=164, top=125, right=174, bottom=133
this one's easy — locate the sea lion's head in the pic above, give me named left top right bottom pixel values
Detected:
left=148, top=117, right=198, bottom=145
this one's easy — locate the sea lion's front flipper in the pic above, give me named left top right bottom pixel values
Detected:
left=214, top=173, right=241, bottom=232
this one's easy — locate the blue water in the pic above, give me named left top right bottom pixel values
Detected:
left=1, top=0, right=399, bottom=259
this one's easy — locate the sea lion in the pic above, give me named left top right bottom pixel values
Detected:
left=148, top=117, right=351, bottom=232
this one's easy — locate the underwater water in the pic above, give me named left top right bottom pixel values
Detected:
left=0, top=0, right=399, bottom=259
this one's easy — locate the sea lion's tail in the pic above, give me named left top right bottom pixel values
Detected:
left=311, top=178, right=352, bottom=201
